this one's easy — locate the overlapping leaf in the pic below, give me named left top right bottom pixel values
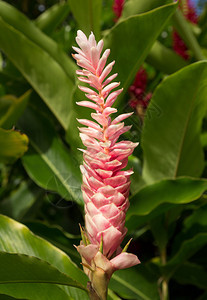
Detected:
left=142, top=61, right=207, bottom=183
left=18, top=106, right=82, bottom=205
left=0, top=214, right=88, bottom=300
left=126, top=177, right=207, bottom=230
left=0, top=1, right=76, bottom=129
left=68, top=0, right=102, bottom=39
left=110, top=266, right=159, bottom=300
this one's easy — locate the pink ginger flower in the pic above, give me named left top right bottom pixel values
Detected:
left=73, top=30, right=140, bottom=299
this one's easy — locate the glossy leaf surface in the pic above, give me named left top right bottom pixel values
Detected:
left=0, top=252, right=85, bottom=289
left=142, top=62, right=207, bottom=183
left=110, top=266, right=159, bottom=300
left=126, top=178, right=207, bottom=229
left=68, top=0, right=102, bottom=39
left=0, top=214, right=88, bottom=299
left=103, top=2, right=177, bottom=106
left=19, top=106, right=82, bottom=205
left=0, top=1, right=76, bottom=129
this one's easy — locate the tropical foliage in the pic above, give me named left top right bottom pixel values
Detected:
left=0, top=0, right=207, bottom=299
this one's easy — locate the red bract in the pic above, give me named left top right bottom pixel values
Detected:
left=73, top=30, right=140, bottom=299
left=129, top=66, right=152, bottom=111
left=113, top=0, right=124, bottom=21
left=173, top=0, right=198, bottom=60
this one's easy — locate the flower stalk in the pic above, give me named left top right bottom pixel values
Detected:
left=73, top=30, right=140, bottom=300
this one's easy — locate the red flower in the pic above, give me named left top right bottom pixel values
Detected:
left=129, top=66, right=151, bottom=110
left=113, top=0, right=124, bottom=21
left=173, top=0, right=198, bottom=60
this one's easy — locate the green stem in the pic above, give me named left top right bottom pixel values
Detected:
left=173, top=9, right=205, bottom=61
left=160, top=248, right=169, bottom=300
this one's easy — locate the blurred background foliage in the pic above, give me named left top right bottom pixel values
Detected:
left=0, top=0, right=207, bottom=299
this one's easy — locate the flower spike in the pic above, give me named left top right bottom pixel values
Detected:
left=73, top=30, right=140, bottom=300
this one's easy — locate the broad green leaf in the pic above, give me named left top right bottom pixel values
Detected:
left=128, top=155, right=145, bottom=194
left=126, top=178, right=207, bottom=230
left=0, top=181, right=42, bottom=221
left=35, top=2, right=70, bottom=35
left=0, top=214, right=88, bottom=299
left=0, top=1, right=76, bottom=129
left=0, top=296, right=26, bottom=300
left=201, top=132, right=207, bottom=147
left=121, top=0, right=171, bottom=19
left=0, top=128, right=28, bottom=164
left=103, top=2, right=177, bottom=108
left=0, top=90, right=30, bottom=129
left=163, top=232, right=207, bottom=278
left=142, top=62, right=207, bottom=184
left=68, top=0, right=102, bottom=39
left=171, top=203, right=207, bottom=256
left=110, top=265, right=159, bottom=300
left=0, top=284, right=73, bottom=300
left=18, top=106, right=83, bottom=205
left=146, top=41, right=188, bottom=74
left=25, top=221, right=81, bottom=265
left=184, top=203, right=207, bottom=229
left=127, top=177, right=207, bottom=218
left=172, top=262, right=207, bottom=290
left=0, top=252, right=85, bottom=290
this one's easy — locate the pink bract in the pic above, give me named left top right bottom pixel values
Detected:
left=73, top=30, right=140, bottom=296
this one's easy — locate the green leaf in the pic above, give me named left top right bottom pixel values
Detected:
left=103, top=2, right=177, bottom=107
left=0, top=128, right=28, bottom=164
left=126, top=178, right=207, bottom=230
left=171, top=203, right=207, bottom=256
left=0, top=252, right=85, bottom=289
left=68, top=0, right=102, bottom=39
left=0, top=294, right=26, bottom=300
left=25, top=221, right=81, bottom=265
left=0, top=214, right=88, bottom=299
left=164, top=233, right=207, bottom=278
left=146, top=41, right=188, bottom=74
left=127, top=177, right=207, bottom=218
left=0, top=181, right=42, bottom=221
left=172, top=262, right=207, bottom=290
left=110, top=265, right=159, bottom=300
left=0, top=284, right=73, bottom=300
left=18, top=106, right=83, bottom=205
left=142, top=61, right=207, bottom=184
left=35, top=2, right=70, bottom=35
left=121, top=0, right=172, bottom=19
left=184, top=203, right=207, bottom=229
left=0, top=295, right=26, bottom=300
left=0, top=1, right=76, bottom=129
left=0, top=90, right=30, bottom=129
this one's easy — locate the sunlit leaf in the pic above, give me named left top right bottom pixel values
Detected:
left=0, top=214, right=89, bottom=299
left=142, top=62, right=207, bottom=183
left=0, top=128, right=28, bottom=164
